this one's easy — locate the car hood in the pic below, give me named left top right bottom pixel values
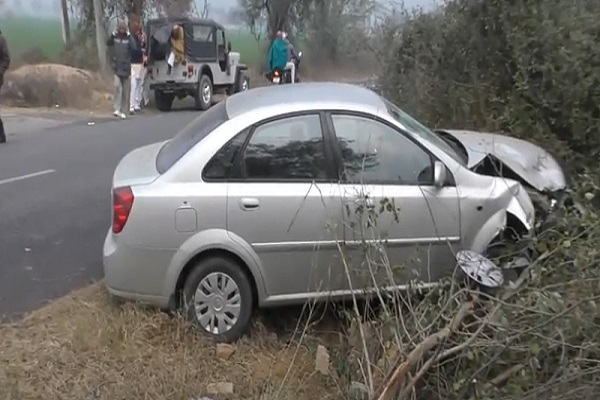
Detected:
left=439, top=129, right=567, bottom=192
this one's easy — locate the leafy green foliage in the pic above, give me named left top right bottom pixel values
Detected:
left=379, top=0, right=600, bottom=168
left=328, top=2, right=600, bottom=397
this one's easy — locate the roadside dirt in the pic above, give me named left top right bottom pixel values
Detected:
left=0, top=283, right=340, bottom=400
left=1, top=64, right=112, bottom=111
left=0, top=63, right=373, bottom=117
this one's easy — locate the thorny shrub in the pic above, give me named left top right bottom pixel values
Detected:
left=329, top=174, right=599, bottom=400
left=323, top=0, right=600, bottom=398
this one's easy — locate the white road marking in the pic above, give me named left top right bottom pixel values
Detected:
left=0, top=169, right=56, bottom=186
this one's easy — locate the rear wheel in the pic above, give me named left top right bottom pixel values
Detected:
left=182, top=256, right=254, bottom=343
left=236, top=73, right=249, bottom=93
left=154, top=90, right=174, bottom=112
left=194, top=74, right=213, bottom=111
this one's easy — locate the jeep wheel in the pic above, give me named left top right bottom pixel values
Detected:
left=195, top=75, right=213, bottom=111
left=237, top=74, right=249, bottom=93
left=154, top=90, right=174, bottom=112
left=182, top=256, right=254, bottom=343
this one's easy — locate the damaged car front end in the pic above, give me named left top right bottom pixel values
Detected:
left=382, top=100, right=537, bottom=280
left=436, top=129, right=571, bottom=228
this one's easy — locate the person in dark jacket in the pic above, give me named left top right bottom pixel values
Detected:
left=0, top=29, right=10, bottom=143
left=107, top=19, right=136, bottom=119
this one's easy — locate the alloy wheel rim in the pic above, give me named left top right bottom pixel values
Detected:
left=194, top=272, right=241, bottom=334
left=202, top=83, right=211, bottom=104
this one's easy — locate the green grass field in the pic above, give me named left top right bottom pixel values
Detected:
left=0, top=17, right=265, bottom=66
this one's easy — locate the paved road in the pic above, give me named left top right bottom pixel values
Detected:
left=0, top=108, right=200, bottom=320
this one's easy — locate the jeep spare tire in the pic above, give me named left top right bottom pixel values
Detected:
left=195, top=74, right=213, bottom=111
left=154, top=90, right=174, bottom=112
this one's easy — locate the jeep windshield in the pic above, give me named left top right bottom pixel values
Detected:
left=155, top=101, right=229, bottom=173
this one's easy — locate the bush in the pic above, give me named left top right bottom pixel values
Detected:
left=329, top=173, right=600, bottom=400
left=327, top=1, right=600, bottom=398
left=378, top=0, right=600, bottom=169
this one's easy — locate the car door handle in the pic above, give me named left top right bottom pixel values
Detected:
left=239, top=197, right=260, bottom=210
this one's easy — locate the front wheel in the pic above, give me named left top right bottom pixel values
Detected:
left=154, top=90, right=174, bottom=112
left=194, top=74, right=213, bottom=111
left=484, top=236, right=531, bottom=284
left=182, top=256, right=254, bottom=343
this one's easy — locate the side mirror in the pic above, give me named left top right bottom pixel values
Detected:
left=298, top=51, right=303, bottom=58
left=433, top=161, right=447, bottom=188
left=227, top=41, right=232, bottom=52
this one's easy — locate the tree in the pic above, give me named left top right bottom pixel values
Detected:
left=238, top=0, right=311, bottom=39
left=60, top=0, right=72, bottom=45
left=92, top=0, right=107, bottom=72
left=199, top=0, right=210, bottom=18
left=238, top=0, right=375, bottom=67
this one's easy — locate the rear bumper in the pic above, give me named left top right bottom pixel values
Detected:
left=150, top=82, right=197, bottom=93
left=103, top=229, right=174, bottom=309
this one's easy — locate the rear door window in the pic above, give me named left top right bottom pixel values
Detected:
left=156, top=101, right=229, bottom=174
left=239, top=114, right=329, bottom=181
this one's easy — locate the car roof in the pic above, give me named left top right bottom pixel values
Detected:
left=146, top=17, right=225, bottom=30
left=225, top=82, right=386, bottom=118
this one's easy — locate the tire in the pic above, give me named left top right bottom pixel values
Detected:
left=194, top=74, right=213, bottom=111
left=154, top=90, right=174, bottom=112
left=236, top=73, right=249, bottom=93
left=484, top=237, right=530, bottom=284
left=182, top=256, right=254, bottom=343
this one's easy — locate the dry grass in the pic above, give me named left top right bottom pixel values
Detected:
left=0, top=283, right=338, bottom=400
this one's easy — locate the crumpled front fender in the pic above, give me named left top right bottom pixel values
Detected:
left=470, top=209, right=507, bottom=254
left=506, top=195, right=533, bottom=232
left=469, top=191, right=534, bottom=253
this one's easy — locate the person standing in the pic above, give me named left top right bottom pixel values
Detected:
left=129, top=17, right=146, bottom=114
left=0, top=29, right=10, bottom=143
left=268, top=31, right=288, bottom=76
left=107, top=19, right=136, bottom=119
left=282, top=32, right=299, bottom=82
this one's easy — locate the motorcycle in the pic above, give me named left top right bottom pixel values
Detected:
left=267, top=51, right=303, bottom=85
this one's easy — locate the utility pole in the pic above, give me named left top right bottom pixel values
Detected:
left=93, top=0, right=108, bottom=72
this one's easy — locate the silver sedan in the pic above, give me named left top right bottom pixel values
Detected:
left=103, top=82, right=535, bottom=342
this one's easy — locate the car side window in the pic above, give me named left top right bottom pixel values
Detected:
left=203, top=129, right=250, bottom=180
left=331, top=114, right=434, bottom=185
left=241, top=114, right=328, bottom=180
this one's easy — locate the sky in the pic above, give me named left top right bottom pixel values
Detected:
left=0, top=0, right=437, bottom=18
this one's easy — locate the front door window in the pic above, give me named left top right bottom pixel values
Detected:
left=330, top=113, right=460, bottom=288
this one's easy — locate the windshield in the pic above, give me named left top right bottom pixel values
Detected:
left=383, top=98, right=466, bottom=166
left=156, top=101, right=229, bottom=174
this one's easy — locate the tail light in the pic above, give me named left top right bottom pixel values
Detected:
left=187, top=65, right=194, bottom=74
left=274, top=70, right=280, bottom=77
left=112, top=186, right=134, bottom=234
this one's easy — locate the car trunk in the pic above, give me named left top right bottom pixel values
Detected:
left=112, top=141, right=165, bottom=189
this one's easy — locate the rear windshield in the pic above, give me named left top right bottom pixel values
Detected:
left=156, top=101, right=229, bottom=174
